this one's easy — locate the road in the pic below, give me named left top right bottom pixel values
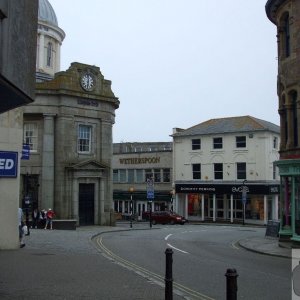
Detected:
left=94, top=223, right=290, bottom=300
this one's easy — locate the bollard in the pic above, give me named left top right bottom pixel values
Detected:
left=165, top=248, right=173, bottom=300
left=225, top=268, right=238, bottom=300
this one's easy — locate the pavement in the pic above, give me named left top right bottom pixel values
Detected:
left=0, top=223, right=291, bottom=300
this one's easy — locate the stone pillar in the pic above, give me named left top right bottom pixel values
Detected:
left=273, top=194, right=279, bottom=220
left=278, top=108, right=287, bottom=151
left=201, top=194, right=205, bottom=221
left=230, top=194, right=234, bottom=223
left=213, top=194, right=216, bottom=222
left=38, top=33, right=44, bottom=70
left=264, top=195, right=268, bottom=225
left=72, top=178, right=78, bottom=223
left=41, top=114, right=55, bottom=211
left=100, top=179, right=105, bottom=225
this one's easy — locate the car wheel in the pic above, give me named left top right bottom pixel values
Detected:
left=170, top=220, right=175, bottom=225
left=152, top=220, right=156, bottom=225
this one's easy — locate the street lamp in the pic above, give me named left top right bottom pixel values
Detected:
left=129, top=187, right=134, bottom=228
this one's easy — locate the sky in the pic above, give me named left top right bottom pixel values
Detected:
left=50, top=0, right=278, bottom=143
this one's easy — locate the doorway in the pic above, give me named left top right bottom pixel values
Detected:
left=79, top=183, right=95, bottom=225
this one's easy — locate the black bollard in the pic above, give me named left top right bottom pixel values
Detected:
left=165, top=248, right=173, bottom=300
left=225, top=268, right=238, bottom=300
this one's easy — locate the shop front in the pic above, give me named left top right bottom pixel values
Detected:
left=174, top=181, right=280, bottom=224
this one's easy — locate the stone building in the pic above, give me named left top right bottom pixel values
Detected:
left=113, top=142, right=173, bottom=220
left=0, top=0, right=38, bottom=249
left=266, top=0, right=300, bottom=242
left=20, top=0, right=119, bottom=226
left=172, top=116, right=280, bottom=224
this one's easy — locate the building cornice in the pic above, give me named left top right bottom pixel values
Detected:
left=265, top=0, right=286, bottom=24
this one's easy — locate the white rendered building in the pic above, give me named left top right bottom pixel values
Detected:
left=172, top=116, right=280, bottom=224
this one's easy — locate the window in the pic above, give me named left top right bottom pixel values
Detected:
left=213, top=137, right=222, bottom=149
left=163, top=169, right=170, bottom=182
left=192, top=164, right=201, bottom=179
left=119, top=169, right=126, bottom=182
left=78, top=125, right=92, bottom=153
left=136, top=169, right=144, bottom=183
left=273, top=165, right=277, bottom=180
left=273, top=137, right=278, bottom=149
left=236, top=136, right=246, bottom=148
left=24, top=123, right=38, bottom=152
left=113, top=170, right=119, bottom=182
left=192, top=139, right=201, bottom=150
left=128, top=169, right=134, bottom=183
left=46, top=42, right=53, bottom=67
left=154, top=169, right=161, bottom=182
left=145, top=169, right=153, bottom=182
left=236, top=163, right=246, bottom=180
left=134, top=146, right=142, bottom=152
left=214, top=163, right=223, bottom=180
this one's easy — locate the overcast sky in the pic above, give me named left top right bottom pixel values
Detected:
left=50, top=0, right=278, bottom=143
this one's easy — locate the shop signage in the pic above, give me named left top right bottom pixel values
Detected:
left=0, top=151, right=18, bottom=177
left=175, top=183, right=280, bottom=195
left=119, top=157, right=160, bottom=165
left=21, top=144, right=30, bottom=160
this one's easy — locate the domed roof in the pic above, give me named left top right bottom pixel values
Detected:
left=38, top=0, right=58, bottom=27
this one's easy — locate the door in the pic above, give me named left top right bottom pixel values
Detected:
left=79, top=183, right=95, bottom=225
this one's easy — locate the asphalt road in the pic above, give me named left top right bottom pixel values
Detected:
left=94, top=224, right=290, bottom=300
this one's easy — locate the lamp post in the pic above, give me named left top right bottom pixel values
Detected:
left=242, top=180, right=247, bottom=226
left=129, top=187, right=134, bottom=228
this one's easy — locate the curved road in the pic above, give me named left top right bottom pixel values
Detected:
left=94, top=224, right=290, bottom=300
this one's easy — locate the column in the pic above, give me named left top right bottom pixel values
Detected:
left=38, top=34, right=44, bottom=70
left=278, top=108, right=287, bottom=151
left=264, top=195, right=268, bottom=225
left=230, top=194, right=234, bottom=223
left=273, top=194, right=279, bottom=220
left=185, top=194, right=188, bottom=220
left=41, top=114, right=55, bottom=211
left=100, top=179, right=105, bottom=225
left=213, top=194, right=216, bottom=222
left=201, top=194, right=205, bottom=221
left=72, top=179, right=78, bottom=222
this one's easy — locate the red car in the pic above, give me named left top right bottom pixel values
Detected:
left=149, top=211, right=186, bottom=225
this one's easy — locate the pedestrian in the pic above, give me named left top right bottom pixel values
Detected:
left=44, top=208, right=55, bottom=230
left=18, top=207, right=25, bottom=248
left=31, top=208, right=40, bottom=229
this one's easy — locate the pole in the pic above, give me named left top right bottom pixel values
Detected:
left=149, top=201, right=152, bottom=228
left=130, top=195, right=133, bottom=228
left=165, top=248, right=173, bottom=300
left=225, top=268, right=238, bottom=300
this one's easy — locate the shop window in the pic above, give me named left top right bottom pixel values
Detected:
left=236, top=136, right=246, bottom=148
left=214, top=163, right=223, bottom=179
left=236, top=162, right=246, bottom=180
left=192, top=164, right=201, bottom=179
left=145, top=169, right=153, bottom=181
left=23, top=122, right=38, bottom=152
left=213, top=137, right=222, bottom=149
left=192, top=139, right=201, bottom=150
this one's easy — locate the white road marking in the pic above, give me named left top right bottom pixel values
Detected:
left=167, top=243, right=189, bottom=254
left=165, top=234, right=172, bottom=241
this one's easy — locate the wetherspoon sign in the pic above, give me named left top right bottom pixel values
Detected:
left=0, top=151, right=18, bottom=177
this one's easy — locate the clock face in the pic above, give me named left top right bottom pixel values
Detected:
left=80, top=73, right=94, bottom=91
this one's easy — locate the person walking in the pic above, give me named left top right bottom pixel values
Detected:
left=18, top=207, right=25, bottom=248
left=44, top=208, right=55, bottom=230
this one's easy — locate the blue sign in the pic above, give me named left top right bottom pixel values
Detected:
left=147, top=190, right=154, bottom=199
left=0, top=151, right=18, bottom=177
left=21, top=144, right=30, bottom=160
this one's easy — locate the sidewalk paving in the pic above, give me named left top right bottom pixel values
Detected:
left=0, top=224, right=291, bottom=300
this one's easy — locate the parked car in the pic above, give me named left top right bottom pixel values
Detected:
left=148, top=211, right=186, bottom=225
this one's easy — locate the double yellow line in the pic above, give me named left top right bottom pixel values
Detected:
left=94, top=235, right=215, bottom=300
